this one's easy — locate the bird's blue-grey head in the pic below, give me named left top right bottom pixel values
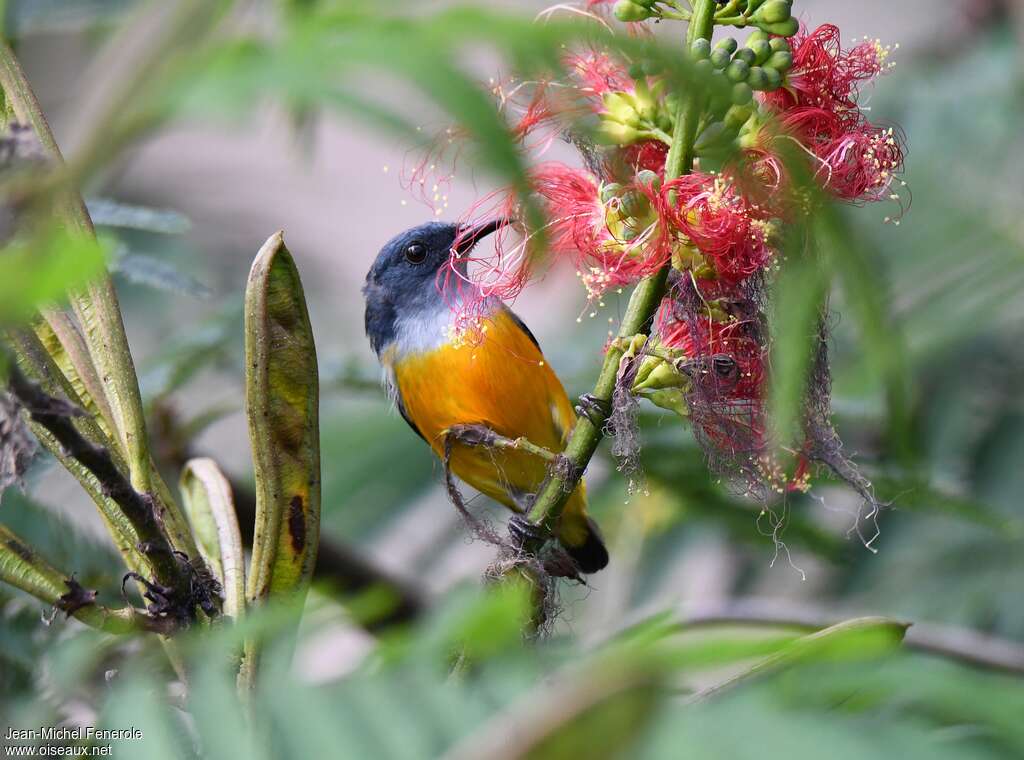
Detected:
left=363, top=219, right=505, bottom=355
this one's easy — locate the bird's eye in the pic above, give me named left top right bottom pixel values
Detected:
left=405, top=242, right=427, bottom=264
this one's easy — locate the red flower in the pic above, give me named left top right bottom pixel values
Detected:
left=662, top=174, right=776, bottom=282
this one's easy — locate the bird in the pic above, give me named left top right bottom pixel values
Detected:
left=363, top=220, right=608, bottom=573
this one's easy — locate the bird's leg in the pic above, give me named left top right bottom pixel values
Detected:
left=575, top=393, right=611, bottom=426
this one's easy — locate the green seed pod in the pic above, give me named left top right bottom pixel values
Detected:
left=613, top=0, right=653, bottom=22
left=691, top=38, right=712, bottom=60
left=708, top=92, right=732, bottom=118
left=755, top=0, right=792, bottom=24
left=731, top=81, right=754, bottom=105
left=769, top=36, right=791, bottom=54
left=765, top=51, right=793, bottom=73
left=710, top=48, right=731, bottom=69
left=763, top=67, right=782, bottom=90
left=745, top=0, right=769, bottom=13
left=746, top=30, right=769, bottom=45
left=748, top=39, right=772, bottom=65
left=600, top=182, right=623, bottom=204
left=725, top=59, right=750, bottom=83
left=734, top=47, right=756, bottom=66
left=763, top=17, right=799, bottom=37
left=746, top=66, right=769, bottom=91
left=636, top=169, right=661, bottom=189
left=715, top=37, right=739, bottom=55
left=724, top=103, right=753, bottom=129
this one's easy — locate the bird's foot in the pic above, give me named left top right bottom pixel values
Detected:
left=508, top=515, right=546, bottom=550
left=575, top=393, right=610, bottom=426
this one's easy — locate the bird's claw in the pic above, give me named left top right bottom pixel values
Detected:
left=508, top=515, right=546, bottom=549
left=575, top=393, right=610, bottom=426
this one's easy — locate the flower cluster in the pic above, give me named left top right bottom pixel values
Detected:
left=432, top=9, right=905, bottom=500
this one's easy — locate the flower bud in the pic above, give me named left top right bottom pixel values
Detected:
left=597, top=119, right=640, bottom=145
left=725, top=59, right=750, bottom=83
left=746, top=66, right=769, bottom=91
left=710, top=48, right=731, bottom=69
left=724, top=103, right=752, bottom=129
left=764, top=51, right=793, bottom=73
left=731, top=82, right=754, bottom=106
left=734, top=47, right=756, bottom=66
left=693, top=58, right=714, bottom=79
left=600, top=182, right=623, bottom=204
left=642, top=388, right=689, bottom=418
left=715, top=37, right=739, bottom=55
left=768, top=36, right=791, bottom=54
left=690, top=38, right=712, bottom=60
left=763, top=67, right=782, bottom=90
left=620, top=190, right=649, bottom=219
left=656, top=113, right=673, bottom=132
left=762, top=17, right=799, bottom=37
left=635, top=169, right=661, bottom=190
left=602, top=92, right=641, bottom=126
left=754, top=0, right=792, bottom=24
left=748, top=39, right=772, bottom=65
left=613, top=0, right=654, bottom=22
left=746, top=29, right=769, bottom=46
left=634, top=360, right=687, bottom=391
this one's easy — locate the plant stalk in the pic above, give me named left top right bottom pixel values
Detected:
left=526, top=0, right=717, bottom=534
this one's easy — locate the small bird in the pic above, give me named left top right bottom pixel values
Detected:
left=363, top=220, right=608, bottom=573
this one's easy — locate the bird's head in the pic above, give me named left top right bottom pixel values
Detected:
left=363, top=219, right=506, bottom=353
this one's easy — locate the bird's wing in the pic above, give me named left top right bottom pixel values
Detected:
left=383, top=365, right=427, bottom=443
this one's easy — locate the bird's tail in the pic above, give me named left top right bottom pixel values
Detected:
left=556, top=486, right=608, bottom=574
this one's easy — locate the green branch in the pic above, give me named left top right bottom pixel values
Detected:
left=526, top=0, right=718, bottom=536
left=0, top=522, right=156, bottom=635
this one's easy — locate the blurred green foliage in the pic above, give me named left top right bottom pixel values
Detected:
left=1, top=1, right=1023, bottom=758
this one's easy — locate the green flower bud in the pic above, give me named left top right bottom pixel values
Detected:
left=634, top=360, right=687, bottom=391
left=715, top=37, right=739, bottom=55
left=602, top=92, right=641, bottom=126
left=765, top=51, right=793, bottom=73
left=734, top=47, right=756, bottom=66
left=642, top=58, right=663, bottom=76
left=710, top=48, right=731, bottom=69
left=600, top=182, right=623, bottom=204
left=613, top=0, right=654, bottom=22
left=748, top=39, right=772, bottom=65
left=731, top=81, right=754, bottom=106
left=628, top=62, right=646, bottom=80
left=636, top=169, right=661, bottom=189
left=708, top=92, right=732, bottom=118
left=746, top=29, right=769, bottom=46
left=747, top=66, right=769, bottom=91
left=769, top=36, right=791, bottom=54
left=694, top=58, right=714, bottom=79
left=725, top=59, right=750, bottom=83
left=642, top=388, right=689, bottom=418
left=754, top=0, right=792, bottom=24
left=763, top=67, right=782, bottom=90
left=597, top=119, right=640, bottom=145
left=656, top=113, right=673, bottom=132
left=691, top=38, right=712, bottom=60
left=620, top=191, right=649, bottom=219
left=724, top=103, right=753, bottom=129
left=762, top=17, right=799, bottom=37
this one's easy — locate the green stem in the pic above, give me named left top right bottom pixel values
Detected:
left=526, top=0, right=717, bottom=533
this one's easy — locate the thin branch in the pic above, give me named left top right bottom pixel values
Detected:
left=0, top=522, right=171, bottom=635
left=448, top=423, right=558, bottom=462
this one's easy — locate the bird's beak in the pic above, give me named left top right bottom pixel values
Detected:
left=453, top=218, right=512, bottom=257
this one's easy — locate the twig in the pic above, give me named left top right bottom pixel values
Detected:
left=448, top=423, right=558, bottom=462
left=5, top=362, right=206, bottom=626
left=0, top=522, right=171, bottom=635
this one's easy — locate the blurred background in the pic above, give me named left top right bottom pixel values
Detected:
left=2, top=0, right=1024, bottom=757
